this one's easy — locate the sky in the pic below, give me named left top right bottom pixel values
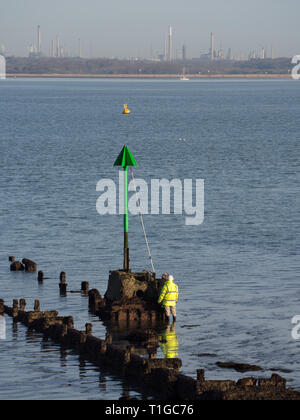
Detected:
left=0, top=0, right=299, bottom=58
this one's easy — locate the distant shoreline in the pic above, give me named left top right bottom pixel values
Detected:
left=6, top=73, right=291, bottom=80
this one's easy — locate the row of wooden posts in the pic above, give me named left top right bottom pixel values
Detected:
left=9, top=257, right=89, bottom=295
left=36, top=270, right=89, bottom=295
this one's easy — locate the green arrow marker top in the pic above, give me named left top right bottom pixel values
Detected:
left=114, top=145, right=137, bottom=271
left=114, top=145, right=138, bottom=167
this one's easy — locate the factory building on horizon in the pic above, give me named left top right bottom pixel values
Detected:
left=0, top=44, right=5, bottom=56
left=37, top=25, right=41, bottom=54
left=210, top=32, right=215, bottom=60
left=168, top=25, right=173, bottom=61
left=29, top=24, right=42, bottom=57
left=182, top=44, right=187, bottom=61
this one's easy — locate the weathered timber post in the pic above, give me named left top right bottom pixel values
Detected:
left=124, top=347, right=131, bottom=365
left=12, top=299, right=18, bottom=318
left=66, top=316, right=74, bottom=329
left=34, top=300, right=40, bottom=312
left=197, top=369, right=205, bottom=382
left=100, top=340, right=107, bottom=355
left=38, top=271, right=44, bottom=283
left=85, top=323, right=93, bottom=336
left=61, top=324, right=68, bottom=338
left=81, top=282, right=89, bottom=294
left=10, top=261, right=24, bottom=271
left=22, top=258, right=37, bottom=272
left=59, top=272, right=67, bottom=294
left=19, top=299, right=26, bottom=311
left=0, top=299, right=4, bottom=315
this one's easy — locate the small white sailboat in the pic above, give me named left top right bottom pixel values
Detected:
left=180, top=67, right=189, bottom=81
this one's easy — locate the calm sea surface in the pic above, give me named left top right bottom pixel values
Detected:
left=0, top=78, right=299, bottom=400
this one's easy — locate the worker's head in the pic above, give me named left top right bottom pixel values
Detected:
left=162, top=272, right=169, bottom=280
left=168, top=274, right=174, bottom=282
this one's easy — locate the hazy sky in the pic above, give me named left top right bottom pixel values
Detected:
left=0, top=0, right=299, bottom=58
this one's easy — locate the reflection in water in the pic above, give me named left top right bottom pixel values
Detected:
left=12, top=321, right=18, bottom=340
left=121, top=390, right=131, bottom=400
left=26, top=329, right=41, bottom=344
left=79, top=358, right=87, bottom=380
left=60, top=347, right=68, bottom=368
left=158, top=322, right=179, bottom=359
left=104, top=319, right=160, bottom=357
left=99, top=371, right=107, bottom=392
left=0, top=315, right=6, bottom=340
left=104, top=318, right=181, bottom=361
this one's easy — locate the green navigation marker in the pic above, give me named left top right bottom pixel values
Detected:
left=114, top=145, right=138, bottom=271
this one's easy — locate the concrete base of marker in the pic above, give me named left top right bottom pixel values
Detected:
left=89, top=270, right=167, bottom=324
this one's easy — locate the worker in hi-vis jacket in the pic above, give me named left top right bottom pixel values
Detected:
left=158, top=274, right=179, bottom=322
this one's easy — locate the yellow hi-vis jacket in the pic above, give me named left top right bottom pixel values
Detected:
left=158, top=280, right=179, bottom=307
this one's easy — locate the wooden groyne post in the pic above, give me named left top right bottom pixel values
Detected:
left=59, top=272, right=67, bottom=294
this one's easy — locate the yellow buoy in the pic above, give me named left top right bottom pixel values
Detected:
left=123, top=104, right=131, bottom=115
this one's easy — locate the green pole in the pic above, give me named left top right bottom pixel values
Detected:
left=124, top=166, right=129, bottom=271
left=114, top=145, right=138, bottom=272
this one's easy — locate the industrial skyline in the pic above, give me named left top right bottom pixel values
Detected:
left=0, top=0, right=299, bottom=59
left=3, top=24, right=280, bottom=62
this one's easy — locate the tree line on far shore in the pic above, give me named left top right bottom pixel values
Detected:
left=5, top=56, right=292, bottom=75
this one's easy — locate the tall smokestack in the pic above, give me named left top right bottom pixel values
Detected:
left=79, top=39, right=82, bottom=58
left=210, top=32, right=215, bottom=60
left=210, top=32, right=215, bottom=61
left=37, top=25, right=41, bottom=54
left=168, top=26, right=173, bottom=61
left=164, top=39, right=167, bottom=61
left=56, top=36, right=60, bottom=57
left=182, top=44, right=187, bottom=61
left=271, top=44, right=275, bottom=59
